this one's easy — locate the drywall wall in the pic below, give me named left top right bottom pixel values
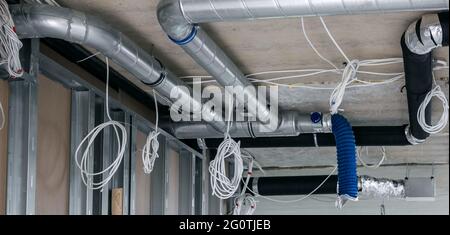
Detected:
left=36, top=75, right=71, bottom=215
left=135, top=130, right=152, bottom=215
left=0, top=79, right=8, bottom=215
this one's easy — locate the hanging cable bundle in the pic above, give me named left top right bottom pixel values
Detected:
left=75, top=57, right=128, bottom=191
left=417, top=83, right=449, bottom=135
left=233, top=194, right=257, bottom=215
left=209, top=97, right=244, bottom=200
left=209, top=133, right=244, bottom=199
left=0, top=0, right=23, bottom=77
left=357, top=146, right=386, bottom=169
left=141, top=90, right=161, bottom=174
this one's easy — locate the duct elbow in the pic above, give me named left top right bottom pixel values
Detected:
left=157, top=0, right=194, bottom=43
left=404, top=12, right=448, bottom=55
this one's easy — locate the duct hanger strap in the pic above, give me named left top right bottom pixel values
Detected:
left=168, top=25, right=198, bottom=45
left=141, top=57, right=166, bottom=87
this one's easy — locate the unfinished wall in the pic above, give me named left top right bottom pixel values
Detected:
left=35, top=75, right=71, bottom=215
left=135, top=130, right=152, bottom=215
left=165, top=146, right=180, bottom=215
left=0, top=79, right=8, bottom=215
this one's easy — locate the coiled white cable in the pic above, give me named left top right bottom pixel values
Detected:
left=357, top=146, right=386, bottom=169
left=141, top=89, right=161, bottom=174
left=209, top=96, right=244, bottom=200
left=0, top=0, right=23, bottom=78
left=232, top=151, right=264, bottom=215
left=233, top=194, right=257, bottom=215
left=417, top=82, right=449, bottom=135
left=74, top=57, right=127, bottom=191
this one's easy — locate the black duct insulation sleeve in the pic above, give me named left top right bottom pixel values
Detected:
left=401, top=11, right=449, bottom=141
left=401, top=35, right=433, bottom=141
left=183, top=126, right=411, bottom=150
left=439, top=12, right=449, bottom=47
left=245, top=175, right=338, bottom=196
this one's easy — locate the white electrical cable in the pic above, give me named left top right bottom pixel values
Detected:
left=243, top=166, right=337, bottom=204
left=417, top=76, right=449, bottom=134
left=0, top=99, right=4, bottom=130
left=0, top=0, right=23, bottom=78
left=141, top=89, right=161, bottom=174
left=233, top=194, right=257, bottom=215
left=232, top=151, right=264, bottom=215
left=209, top=96, right=244, bottom=200
left=318, top=16, right=358, bottom=114
left=357, top=146, right=386, bottom=169
left=74, top=57, right=127, bottom=191
left=301, top=17, right=340, bottom=71
left=329, top=59, right=360, bottom=114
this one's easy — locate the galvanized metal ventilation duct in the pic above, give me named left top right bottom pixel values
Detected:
left=157, top=0, right=449, bottom=141
left=10, top=4, right=227, bottom=132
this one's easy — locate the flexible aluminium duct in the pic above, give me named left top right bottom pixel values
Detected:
left=10, top=4, right=227, bottom=132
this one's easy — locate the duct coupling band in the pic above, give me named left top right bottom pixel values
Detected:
left=405, top=125, right=426, bottom=145
left=143, top=57, right=166, bottom=87
left=168, top=25, right=198, bottom=45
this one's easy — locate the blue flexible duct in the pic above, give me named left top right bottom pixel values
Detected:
left=331, top=114, right=358, bottom=200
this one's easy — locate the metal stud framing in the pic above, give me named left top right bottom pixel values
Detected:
left=6, top=39, right=39, bottom=215
left=69, top=90, right=96, bottom=215
left=3, top=40, right=215, bottom=215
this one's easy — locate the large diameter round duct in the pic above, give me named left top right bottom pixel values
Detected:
left=10, top=4, right=227, bottom=132
left=179, top=0, right=449, bottom=23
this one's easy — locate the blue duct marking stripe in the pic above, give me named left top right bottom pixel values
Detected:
left=169, top=26, right=198, bottom=45
left=332, top=114, right=358, bottom=199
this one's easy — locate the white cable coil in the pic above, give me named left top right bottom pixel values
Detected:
left=209, top=135, right=244, bottom=199
left=231, top=151, right=265, bottom=215
left=233, top=194, right=257, bottom=215
left=357, top=146, right=386, bottom=169
left=0, top=0, right=23, bottom=78
left=209, top=96, right=245, bottom=200
left=417, top=84, right=449, bottom=135
left=75, top=57, right=128, bottom=191
left=141, top=89, right=161, bottom=174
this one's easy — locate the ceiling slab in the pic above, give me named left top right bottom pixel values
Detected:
left=55, top=0, right=449, bottom=169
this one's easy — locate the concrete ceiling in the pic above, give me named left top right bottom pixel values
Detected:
left=54, top=0, right=449, bottom=214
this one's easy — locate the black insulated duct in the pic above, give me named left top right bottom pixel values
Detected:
left=402, top=11, right=449, bottom=144
left=245, top=175, right=338, bottom=196
left=243, top=175, right=434, bottom=200
left=184, top=126, right=411, bottom=150
left=182, top=12, right=449, bottom=149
